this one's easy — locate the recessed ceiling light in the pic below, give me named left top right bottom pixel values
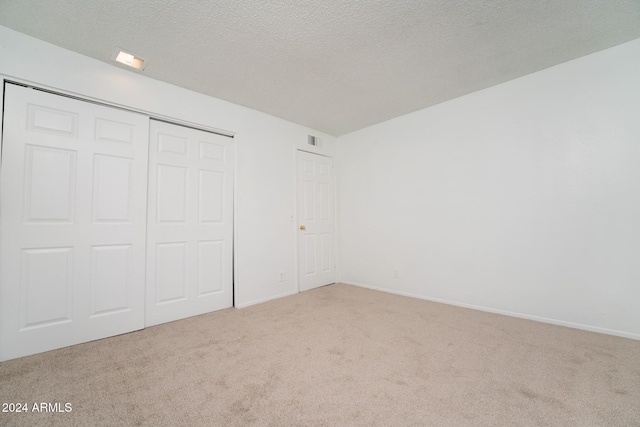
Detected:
left=111, top=47, right=147, bottom=71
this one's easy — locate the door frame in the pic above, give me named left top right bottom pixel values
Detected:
left=294, top=148, right=337, bottom=292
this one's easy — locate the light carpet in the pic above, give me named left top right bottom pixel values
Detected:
left=1, top=283, right=638, bottom=426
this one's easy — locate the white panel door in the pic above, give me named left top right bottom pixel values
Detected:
left=297, top=151, right=335, bottom=291
left=146, top=120, right=233, bottom=326
left=0, top=83, right=149, bottom=361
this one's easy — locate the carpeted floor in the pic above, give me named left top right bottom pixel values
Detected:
left=1, top=283, right=639, bottom=426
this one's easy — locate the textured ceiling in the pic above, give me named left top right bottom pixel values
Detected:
left=1, top=1, right=639, bottom=136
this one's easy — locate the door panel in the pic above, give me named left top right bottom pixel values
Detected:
left=21, top=247, right=74, bottom=328
left=155, top=242, right=188, bottom=304
left=297, top=151, right=335, bottom=291
left=198, top=240, right=224, bottom=295
left=90, top=244, right=132, bottom=316
left=199, top=170, right=224, bottom=222
left=24, top=145, right=77, bottom=223
left=146, top=120, right=233, bottom=326
left=0, top=83, right=149, bottom=361
left=157, top=164, right=188, bottom=223
left=92, top=155, right=133, bottom=223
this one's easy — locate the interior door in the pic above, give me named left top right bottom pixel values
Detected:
left=146, top=120, right=234, bottom=326
left=297, top=150, right=335, bottom=291
left=0, top=83, right=149, bottom=361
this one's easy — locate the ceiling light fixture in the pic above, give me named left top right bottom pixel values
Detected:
left=112, top=47, right=147, bottom=71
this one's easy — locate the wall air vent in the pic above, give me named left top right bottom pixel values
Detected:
left=308, top=135, right=322, bottom=148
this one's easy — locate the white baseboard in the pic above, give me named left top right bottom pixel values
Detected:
left=236, top=290, right=299, bottom=309
left=340, top=280, right=640, bottom=341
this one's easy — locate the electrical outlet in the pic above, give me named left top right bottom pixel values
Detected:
left=279, top=272, right=285, bottom=282
left=393, top=269, right=399, bottom=278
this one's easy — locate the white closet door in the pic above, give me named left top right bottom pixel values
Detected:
left=0, top=84, right=149, bottom=361
left=146, top=120, right=233, bottom=326
left=297, top=151, right=336, bottom=291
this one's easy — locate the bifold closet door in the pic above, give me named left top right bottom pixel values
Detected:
left=0, top=83, right=149, bottom=361
left=146, top=120, right=233, bottom=326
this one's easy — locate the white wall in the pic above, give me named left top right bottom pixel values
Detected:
left=337, top=38, right=640, bottom=339
left=0, top=25, right=336, bottom=308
